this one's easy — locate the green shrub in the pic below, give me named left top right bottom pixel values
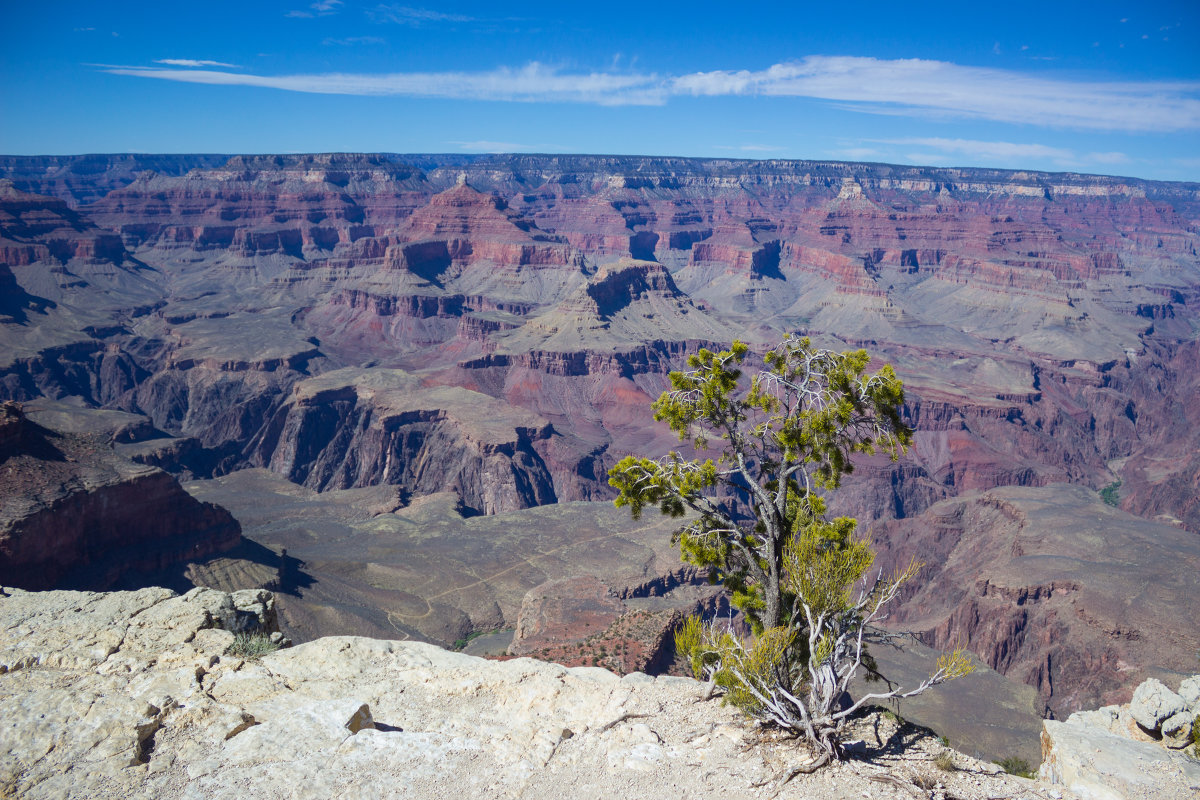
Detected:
left=229, top=631, right=281, bottom=660
left=995, top=755, right=1035, bottom=779
left=1099, top=481, right=1121, bottom=507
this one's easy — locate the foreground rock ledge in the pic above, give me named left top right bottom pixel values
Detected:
left=1, top=588, right=1072, bottom=800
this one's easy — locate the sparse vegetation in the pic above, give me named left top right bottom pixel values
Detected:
left=229, top=631, right=280, bottom=660
left=934, top=751, right=957, bottom=772
left=1099, top=480, right=1121, bottom=507
left=994, top=755, right=1035, bottom=779
left=611, top=337, right=973, bottom=771
left=1192, top=714, right=1200, bottom=758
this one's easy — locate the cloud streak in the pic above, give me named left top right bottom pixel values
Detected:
left=369, top=5, right=475, bottom=25
left=672, top=56, right=1200, bottom=132
left=872, top=137, right=1076, bottom=161
left=104, top=63, right=668, bottom=105
left=103, top=55, right=1200, bottom=131
left=322, top=36, right=387, bottom=46
left=154, top=59, right=240, bottom=68
left=450, top=140, right=540, bottom=152
left=286, top=0, right=343, bottom=18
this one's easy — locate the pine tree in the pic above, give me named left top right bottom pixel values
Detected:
left=609, top=336, right=972, bottom=771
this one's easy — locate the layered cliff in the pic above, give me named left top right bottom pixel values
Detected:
left=870, top=485, right=1200, bottom=718
left=250, top=367, right=557, bottom=512
left=0, top=401, right=241, bottom=589
left=3, top=154, right=1196, bottom=529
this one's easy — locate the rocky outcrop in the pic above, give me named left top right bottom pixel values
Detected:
left=1129, top=678, right=1191, bottom=738
left=0, top=586, right=1068, bottom=800
left=250, top=368, right=558, bottom=512
left=1040, top=720, right=1200, bottom=800
left=506, top=572, right=727, bottom=675
left=870, top=485, right=1200, bottom=718
left=509, top=575, right=626, bottom=656
left=0, top=402, right=241, bottom=589
left=1039, top=675, right=1200, bottom=799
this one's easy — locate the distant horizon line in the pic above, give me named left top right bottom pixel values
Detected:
left=1, top=150, right=1195, bottom=187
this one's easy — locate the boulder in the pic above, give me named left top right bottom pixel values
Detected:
left=1161, top=711, right=1196, bottom=749
left=1178, top=675, right=1200, bottom=710
left=1040, top=718, right=1200, bottom=800
left=1129, top=678, right=1187, bottom=732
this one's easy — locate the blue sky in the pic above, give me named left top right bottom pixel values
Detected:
left=2, top=1, right=1198, bottom=181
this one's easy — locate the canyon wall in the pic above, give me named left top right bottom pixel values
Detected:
left=0, top=401, right=241, bottom=590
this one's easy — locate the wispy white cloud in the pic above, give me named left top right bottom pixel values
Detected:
left=873, top=137, right=1075, bottom=161
left=287, top=0, right=343, bottom=18
left=854, top=137, right=1132, bottom=172
left=101, top=55, right=1200, bottom=132
left=369, top=5, right=474, bottom=25
left=714, top=144, right=786, bottom=152
left=103, top=62, right=668, bottom=105
left=1087, top=151, right=1130, bottom=164
left=829, top=147, right=884, bottom=161
left=155, top=58, right=240, bottom=68
left=670, top=56, right=1200, bottom=132
left=323, top=36, right=386, bottom=46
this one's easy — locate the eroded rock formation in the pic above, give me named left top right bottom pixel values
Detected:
left=0, top=401, right=241, bottom=589
left=870, top=485, right=1200, bottom=717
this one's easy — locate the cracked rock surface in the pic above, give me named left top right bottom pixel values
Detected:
left=1, top=587, right=1078, bottom=799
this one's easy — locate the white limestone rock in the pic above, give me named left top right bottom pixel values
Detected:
left=1, top=587, right=1077, bottom=800
left=1161, top=711, right=1195, bottom=749
left=1178, top=675, right=1200, bottom=711
left=1128, top=678, right=1187, bottom=732
left=1040, top=718, right=1200, bottom=800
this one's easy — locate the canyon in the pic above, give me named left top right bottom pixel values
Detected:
left=1, top=152, right=1198, bottom=754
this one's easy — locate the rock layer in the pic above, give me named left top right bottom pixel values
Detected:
left=0, top=402, right=241, bottom=590
left=870, top=485, right=1200, bottom=718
